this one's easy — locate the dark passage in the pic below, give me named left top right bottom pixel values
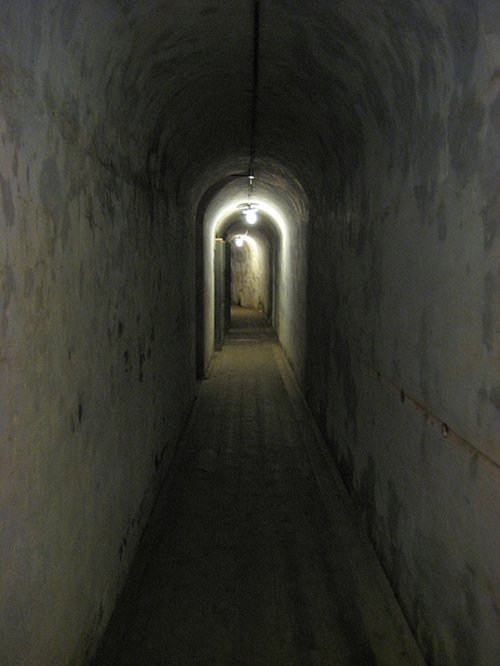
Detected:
left=93, top=315, right=423, bottom=665
left=1, top=4, right=498, bottom=664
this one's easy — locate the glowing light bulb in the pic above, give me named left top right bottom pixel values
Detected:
left=245, top=210, right=258, bottom=224
left=234, top=236, right=244, bottom=247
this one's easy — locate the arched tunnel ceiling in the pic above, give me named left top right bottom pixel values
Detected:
left=23, top=0, right=486, bottom=209
left=202, top=161, right=308, bottom=242
left=217, top=211, right=277, bottom=243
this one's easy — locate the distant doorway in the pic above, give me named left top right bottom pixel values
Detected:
left=228, top=230, right=272, bottom=330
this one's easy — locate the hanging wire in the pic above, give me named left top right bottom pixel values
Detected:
left=248, top=0, right=260, bottom=180
left=247, top=174, right=255, bottom=203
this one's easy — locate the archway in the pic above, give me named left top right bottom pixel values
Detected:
left=194, top=163, right=309, bottom=381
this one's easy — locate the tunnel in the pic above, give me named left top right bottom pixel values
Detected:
left=0, top=1, right=499, bottom=664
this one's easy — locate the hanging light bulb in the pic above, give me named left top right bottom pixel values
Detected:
left=233, top=230, right=249, bottom=247
left=243, top=208, right=258, bottom=224
left=241, top=173, right=259, bottom=224
left=242, top=201, right=259, bottom=224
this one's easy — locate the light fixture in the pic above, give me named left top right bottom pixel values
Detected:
left=245, top=209, right=258, bottom=224
left=242, top=204, right=258, bottom=224
left=240, top=175, right=259, bottom=224
left=233, top=231, right=249, bottom=247
left=242, top=3, right=261, bottom=225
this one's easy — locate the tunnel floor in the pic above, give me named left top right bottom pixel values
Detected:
left=229, top=305, right=269, bottom=329
left=92, top=308, right=424, bottom=665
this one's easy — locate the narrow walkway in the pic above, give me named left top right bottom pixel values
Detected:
left=229, top=305, right=269, bottom=329
left=93, top=309, right=424, bottom=665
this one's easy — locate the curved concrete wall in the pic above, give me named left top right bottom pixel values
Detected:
left=0, top=1, right=498, bottom=664
left=0, top=3, right=197, bottom=663
left=298, top=4, right=500, bottom=664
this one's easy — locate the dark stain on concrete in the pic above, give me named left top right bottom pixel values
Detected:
left=24, top=268, right=34, bottom=298
left=417, top=315, right=430, bottom=401
left=481, top=189, right=500, bottom=250
left=79, top=262, right=85, bottom=299
left=392, top=353, right=401, bottom=382
left=337, top=446, right=354, bottom=494
left=83, top=601, right=105, bottom=664
left=477, top=385, right=487, bottom=425
left=0, top=174, right=15, bottom=227
left=449, top=566, right=479, bottom=666
left=43, top=75, right=56, bottom=114
left=418, top=116, right=444, bottom=209
left=387, top=479, right=401, bottom=540
left=118, top=538, right=126, bottom=562
left=449, top=93, right=485, bottom=187
left=25, top=3, right=42, bottom=67
left=386, top=479, right=404, bottom=585
left=139, top=350, right=145, bottom=383
left=446, top=4, right=479, bottom=82
left=363, top=211, right=386, bottom=309
left=419, top=432, right=427, bottom=465
left=414, top=180, right=436, bottom=228
left=417, top=56, right=437, bottom=114
left=412, top=595, right=436, bottom=666
left=461, top=563, right=478, bottom=623
left=358, top=455, right=377, bottom=531
left=436, top=201, right=447, bottom=242
left=469, top=454, right=479, bottom=480
left=489, top=384, right=500, bottom=410
left=355, top=200, right=371, bottom=258
left=356, top=215, right=367, bottom=257
left=57, top=90, right=81, bottom=143
left=335, top=331, right=358, bottom=436
left=482, top=270, right=495, bottom=351
left=40, top=157, right=63, bottom=232
left=60, top=1, right=81, bottom=46
left=481, top=93, right=500, bottom=250
left=2, top=105, right=23, bottom=148
left=414, top=532, right=483, bottom=666
left=1, top=264, right=15, bottom=335
left=61, top=207, right=71, bottom=248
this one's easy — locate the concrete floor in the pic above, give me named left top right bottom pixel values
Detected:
left=92, top=308, right=424, bottom=665
left=229, top=305, right=269, bottom=329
